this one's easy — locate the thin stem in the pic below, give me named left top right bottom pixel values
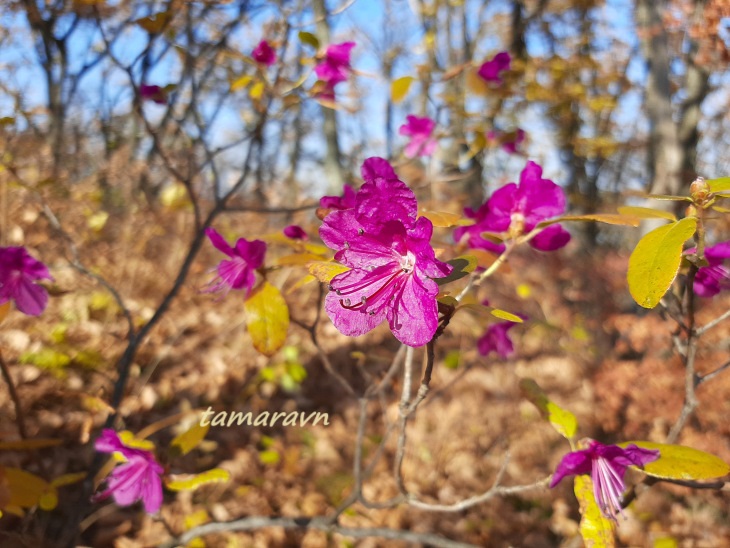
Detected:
left=0, top=351, right=28, bottom=438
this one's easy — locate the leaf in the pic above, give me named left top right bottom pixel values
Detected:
left=648, top=194, right=691, bottom=202
left=135, top=11, right=172, bottom=33
left=275, top=253, right=324, bottom=266
left=50, top=472, right=86, bottom=488
left=463, top=132, right=486, bottom=162
left=244, top=282, right=290, bottom=357
left=616, top=206, right=676, bottom=221
left=298, top=31, right=320, bottom=50
left=627, top=217, right=697, bottom=308
left=0, top=302, right=9, bottom=323
left=620, top=441, right=730, bottom=480
left=490, top=308, right=523, bottom=322
left=707, top=177, right=730, bottom=193
left=519, top=378, right=578, bottom=439
left=165, top=468, right=230, bottom=492
left=0, top=439, right=62, bottom=451
left=435, top=255, right=477, bottom=286
left=170, top=421, right=210, bottom=456
left=308, top=261, right=350, bottom=283
left=418, top=210, right=473, bottom=228
left=249, top=81, right=265, bottom=100
left=539, top=214, right=640, bottom=228
left=0, top=466, right=51, bottom=509
left=230, top=74, right=253, bottom=91
left=390, top=76, right=415, bottom=103
left=259, top=449, right=280, bottom=465
left=574, top=475, right=616, bottom=548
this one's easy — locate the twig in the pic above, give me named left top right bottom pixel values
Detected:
left=696, top=308, right=730, bottom=337
left=697, top=358, right=730, bottom=385
left=0, top=351, right=28, bottom=438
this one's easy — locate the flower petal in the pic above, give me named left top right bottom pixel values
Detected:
left=550, top=449, right=592, bottom=487
left=530, top=224, right=571, bottom=251
left=205, top=227, right=234, bottom=257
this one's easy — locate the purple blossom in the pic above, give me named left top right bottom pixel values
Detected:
left=399, top=115, right=437, bottom=158
left=478, top=318, right=524, bottom=359
left=283, top=225, right=308, bottom=240
left=252, top=39, right=277, bottom=66
left=488, top=128, right=526, bottom=154
left=314, top=42, right=356, bottom=88
left=454, top=161, right=571, bottom=253
left=204, top=227, right=266, bottom=298
left=685, top=241, right=730, bottom=298
left=0, top=246, right=52, bottom=316
left=93, top=429, right=164, bottom=514
left=139, top=84, right=167, bottom=105
left=320, top=157, right=452, bottom=347
left=550, top=440, right=659, bottom=521
left=320, top=184, right=357, bottom=211
left=478, top=51, right=511, bottom=84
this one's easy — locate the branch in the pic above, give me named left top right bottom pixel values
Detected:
left=0, top=350, right=28, bottom=438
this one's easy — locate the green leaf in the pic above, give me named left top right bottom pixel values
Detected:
left=298, top=31, right=320, bottom=50
left=170, top=421, right=210, bottom=456
left=519, top=378, right=578, bottom=439
left=706, top=177, right=730, bottom=193
left=435, top=255, right=477, bottom=285
left=245, top=282, right=290, bottom=357
left=627, top=217, right=697, bottom=308
left=616, top=206, right=676, bottom=221
left=574, top=475, right=616, bottom=547
left=619, top=441, right=730, bottom=480
left=165, top=468, right=231, bottom=492
left=390, top=76, right=415, bottom=103
left=259, top=449, right=280, bottom=465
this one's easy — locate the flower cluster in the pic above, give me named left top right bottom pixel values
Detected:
left=252, top=39, right=276, bottom=66
left=487, top=128, right=526, bottom=155
left=551, top=440, right=659, bottom=521
left=204, top=227, right=266, bottom=298
left=314, top=42, right=356, bottom=98
left=93, top=429, right=164, bottom=514
left=0, top=246, right=52, bottom=316
left=455, top=161, right=570, bottom=253
left=478, top=51, right=511, bottom=84
left=140, top=84, right=167, bottom=105
left=320, top=157, right=452, bottom=347
left=399, top=115, right=437, bottom=158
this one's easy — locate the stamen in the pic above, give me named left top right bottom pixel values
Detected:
left=339, top=270, right=403, bottom=310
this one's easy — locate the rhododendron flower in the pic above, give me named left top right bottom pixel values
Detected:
left=685, top=241, right=730, bottom=297
left=139, top=84, right=167, bottom=105
left=488, top=128, right=526, bottom=154
left=454, top=161, right=571, bottom=253
left=319, top=184, right=357, bottom=211
left=283, top=225, right=308, bottom=240
left=314, top=42, right=355, bottom=88
left=0, top=246, right=52, bottom=316
left=478, top=51, right=511, bottom=84
left=320, top=157, right=452, bottom=347
left=399, top=115, right=437, bottom=158
left=93, top=429, right=164, bottom=514
left=550, top=440, right=659, bottom=521
left=204, top=227, right=266, bottom=298
left=252, top=39, right=276, bottom=66
left=478, top=317, right=525, bottom=358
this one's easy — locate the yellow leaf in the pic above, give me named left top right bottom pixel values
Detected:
left=0, top=467, right=50, bottom=509
left=51, top=472, right=86, bottom=488
left=0, top=439, right=62, bottom=451
left=184, top=509, right=210, bottom=530
left=620, top=441, right=730, bottom=480
left=617, top=206, right=676, bottom=221
left=519, top=378, right=578, bottom=439
left=160, top=183, right=191, bottom=210
left=118, top=430, right=155, bottom=451
left=249, top=81, right=265, bottom=100
left=419, top=210, right=472, bottom=228
left=135, top=11, right=172, bottom=33
left=574, top=475, right=616, bottom=547
left=542, top=214, right=640, bottom=227
left=490, top=309, right=523, bottom=322
left=298, top=31, right=320, bottom=50
left=165, top=468, right=230, bottom=492
left=627, top=217, right=697, bottom=308
left=230, top=74, right=253, bottom=91
left=707, top=177, right=730, bottom=193
left=244, top=282, right=289, bottom=357
left=39, top=490, right=58, bottom=510
left=275, top=253, right=324, bottom=266
left=87, top=211, right=109, bottom=232
left=308, top=262, right=350, bottom=283
left=170, top=421, right=210, bottom=456
left=391, top=76, right=415, bottom=103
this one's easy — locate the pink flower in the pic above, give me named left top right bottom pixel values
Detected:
left=320, top=158, right=452, bottom=347
left=0, top=246, right=52, bottom=316
left=204, top=227, right=266, bottom=298
left=478, top=317, right=525, bottom=358
left=314, top=42, right=356, bottom=88
left=399, top=115, right=437, bottom=158
left=93, top=429, right=164, bottom=514
left=320, top=184, right=357, bottom=211
left=487, top=128, right=526, bottom=154
left=283, top=225, right=308, bottom=240
left=139, top=84, right=167, bottom=105
left=685, top=241, right=730, bottom=297
left=478, top=51, right=511, bottom=84
left=454, top=161, right=571, bottom=253
left=252, top=39, right=276, bottom=66
left=550, top=440, right=659, bottom=521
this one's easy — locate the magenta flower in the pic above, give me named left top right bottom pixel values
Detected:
left=454, top=161, right=571, bottom=253
left=139, top=84, right=167, bottom=105
left=550, top=440, right=659, bottom=521
left=0, top=246, right=52, bottom=316
left=478, top=51, right=511, bottom=84
left=478, top=319, right=524, bottom=358
left=283, top=225, right=308, bottom=240
left=399, top=115, right=437, bottom=158
left=320, top=184, right=357, bottom=211
left=685, top=241, right=730, bottom=297
left=93, top=429, right=164, bottom=514
left=252, top=39, right=276, bottom=66
left=204, top=227, right=266, bottom=298
left=488, top=128, right=526, bottom=154
left=315, top=42, right=356, bottom=88
left=320, top=157, right=452, bottom=347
